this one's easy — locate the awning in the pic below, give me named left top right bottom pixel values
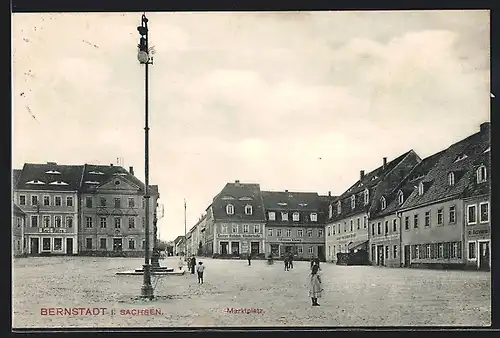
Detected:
left=348, top=240, right=368, bottom=250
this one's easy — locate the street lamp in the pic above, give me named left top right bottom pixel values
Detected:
left=137, top=13, right=154, bottom=300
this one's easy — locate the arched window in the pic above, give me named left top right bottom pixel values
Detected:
left=380, top=196, right=386, bottom=210
left=351, top=195, right=356, bottom=209
left=328, top=204, right=333, bottom=219
left=448, top=172, right=455, bottom=186
left=398, top=190, right=404, bottom=205
left=418, top=182, right=424, bottom=196
left=244, top=205, right=253, bottom=215
left=337, top=200, right=342, bottom=214
left=364, top=188, right=369, bottom=205
left=226, top=204, right=234, bottom=215
left=477, top=165, right=487, bottom=183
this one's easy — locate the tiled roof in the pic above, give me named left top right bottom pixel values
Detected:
left=371, top=150, right=446, bottom=219
left=15, top=163, right=84, bottom=191
left=212, top=181, right=266, bottom=222
left=13, top=169, right=22, bottom=186
left=463, top=148, right=491, bottom=199
left=401, top=124, right=490, bottom=210
left=174, top=236, right=185, bottom=244
left=13, top=203, right=26, bottom=215
left=262, top=191, right=321, bottom=211
left=329, top=150, right=419, bottom=222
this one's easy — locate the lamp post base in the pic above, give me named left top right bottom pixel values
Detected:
left=140, top=264, right=154, bottom=299
left=151, top=248, right=161, bottom=269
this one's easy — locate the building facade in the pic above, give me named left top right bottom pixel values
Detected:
left=326, top=151, right=421, bottom=263
left=263, top=190, right=326, bottom=260
left=14, top=163, right=81, bottom=255
left=173, top=235, right=185, bottom=256
left=400, top=123, right=490, bottom=269
left=13, top=204, right=26, bottom=257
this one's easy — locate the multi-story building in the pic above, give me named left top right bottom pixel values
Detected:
left=262, top=190, right=327, bottom=260
left=13, top=204, right=26, bottom=257
left=399, top=122, right=490, bottom=269
left=173, top=235, right=185, bottom=256
left=186, top=229, right=194, bottom=256
left=369, top=151, right=444, bottom=267
left=78, top=164, right=158, bottom=256
left=325, top=151, right=421, bottom=263
left=14, top=163, right=81, bottom=255
left=463, top=145, right=490, bottom=270
left=207, top=180, right=266, bottom=257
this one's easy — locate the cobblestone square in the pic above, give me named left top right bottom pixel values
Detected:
left=12, top=256, right=491, bottom=328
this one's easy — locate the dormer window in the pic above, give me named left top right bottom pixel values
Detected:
left=477, top=165, right=487, bottom=183
left=371, top=176, right=378, bottom=181
left=238, top=197, right=252, bottom=201
left=448, top=172, right=455, bottom=186
left=328, top=204, right=333, bottom=219
left=454, top=154, right=468, bottom=162
left=226, top=204, right=234, bottom=215
left=84, top=181, right=100, bottom=184
left=89, top=171, right=105, bottom=175
left=114, top=172, right=127, bottom=176
left=418, top=182, right=424, bottom=196
left=363, top=188, right=369, bottom=205
left=278, top=202, right=287, bottom=206
left=221, top=196, right=235, bottom=200
left=310, top=213, right=318, bottom=222
left=292, top=212, right=300, bottom=221
left=380, top=196, right=386, bottom=210
left=398, top=190, right=404, bottom=205
left=337, top=200, right=342, bottom=214
left=45, top=170, right=61, bottom=175
left=281, top=212, right=288, bottom=221
left=27, top=180, right=45, bottom=185
left=49, top=181, right=69, bottom=186
left=244, top=205, right=253, bottom=215
left=351, top=195, right=356, bottom=209
left=298, top=203, right=308, bottom=207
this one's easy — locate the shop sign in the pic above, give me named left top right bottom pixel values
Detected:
left=468, top=227, right=490, bottom=236
left=277, top=238, right=303, bottom=243
left=217, top=233, right=262, bottom=239
left=337, top=233, right=356, bottom=241
left=38, top=228, right=67, bottom=233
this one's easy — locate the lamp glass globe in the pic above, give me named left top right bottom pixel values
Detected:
left=138, top=51, right=149, bottom=64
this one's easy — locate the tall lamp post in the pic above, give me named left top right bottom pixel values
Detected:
left=137, top=13, right=154, bottom=299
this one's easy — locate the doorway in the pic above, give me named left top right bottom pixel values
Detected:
left=404, top=245, right=410, bottom=267
left=478, top=241, right=490, bottom=271
left=30, top=238, right=39, bottom=255
left=270, top=244, right=279, bottom=256
left=220, top=241, right=228, bottom=255
left=66, top=238, right=73, bottom=255
left=113, top=238, right=122, bottom=251
left=317, top=245, right=325, bottom=261
left=377, top=245, right=384, bottom=266
left=250, top=242, right=260, bottom=255
left=231, top=242, right=240, bottom=255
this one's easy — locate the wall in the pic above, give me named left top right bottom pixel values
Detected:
left=464, top=195, right=490, bottom=270
left=369, top=213, right=401, bottom=267
left=265, top=225, right=324, bottom=259
left=325, top=212, right=368, bottom=262
left=213, top=221, right=266, bottom=256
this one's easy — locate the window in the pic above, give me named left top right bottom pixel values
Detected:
left=42, top=238, right=51, bottom=251
left=100, top=238, right=107, bottom=250
left=425, top=211, right=431, bottom=227
left=114, top=217, right=121, bottom=229
left=438, top=243, right=444, bottom=258
left=398, top=191, right=404, bottom=205
left=114, top=198, right=121, bottom=208
left=307, top=229, right=313, bottom=237
left=43, top=196, right=50, bottom=206
left=357, top=218, right=360, bottom=230
left=245, top=205, right=253, bottom=215
left=327, top=226, right=331, bottom=236
left=364, top=189, right=369, bottom=205
left=467, top=205, right=477, bottom=224
left=281, top=212, right=288, bottom=221
left=350, top=220, right=353, bottom=232
left=86, top=238, right=92, bottom=250
left=232, top=225, right=238, bottom=233
left=448, top=172, right=455, bottom=186
left=100, top=217, right=107, bottom=228
left=363, top=216, right=368, bottom=228
left=414, top=214, right=419, bottom=228
left=415, top=245, right=420, bottom=259
left=31, top=215, right=38, bottom=227
left=479, top=202, right=489, bottom=223
left=43, top=215, right=51, bottom=228
left=226, top=204, right=234, bottom=215
left=298, top=246, right=303, bottom=254
left=55, top=196, right=61, bottom=206
left=418, top=182, right=424, bottom=196
left=318, top=229, right=323, bottom=237
left=128, top=198, right=135, bottom=208
left=385, top=246, right=389, bottom=259
left=392, top=219, right=397, bottom=232
left=54, top=238, right=62, bottom=251
left=16, top=217, right=22, bottom=227
left=404, top=216, right=410, bottom=230
left=254, top=225, right=260, bottom=233
left=337, top=201, right=342, bottom=214
left=243, top=225, right=249, bottom=233
left=99, top=197, right=106, bottom=207
left=286, top=229, right=291, bottom=237
left=371, top=224, right=375, bottom=236
left=468, top=242, right=476, bottom=259
left=332, top=225, right=336, bottom=235
left=142, top=199, right=145, bottom=208
left=268, top=229, right=273, bottom=237
left=142, top=240, right=145, bottom=249
left=449, top=206, right=456, bottom=224
left=293, top=212, right=300, bottom=221
left=351, top=195, right=356, bottom=209
left=85, top=197, right=92, bottom=208
left=308, top=246, right=314, bottom=254
left=31, top=195, right=39, bottom=206
left=380, top=197, right=386, bottom=210
left=451, top=242, right=458, bottom=258
left=437, top=209, right=443, bottom=226
left=128, top=217, right=135, bottom=229
left=268, top=212, right=276, bottom=221
left=310, top=213, right=317, bottom=222
left=128, top=239, right=135, bottom=249
left=426, top=244, right=431, bottom=258
left=477, top=165, right=487, bottom=183
left=393, top=245, right=398, bottom=258
left=384, top=221, right=389, bottom=234
left=276, top=229, right=282, bottom=237
left=86, top=216, right=93, bottom=228
left=54, top=216, right=62, bottom=227
left=328, top=205, right=333, bottom=219
left=66, top=196, right=73, bottom=207
left=19, top=195, right=26, bottom=205
left=142, top=217, right=145, bottom=227
left=222, top=224, right=228, bottom=233
left=297, top=229, right=303, bottom=237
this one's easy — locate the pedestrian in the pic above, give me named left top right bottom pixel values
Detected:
left=284, top=256, right=289, bottom=271
left=309, top=265, right=323, bottom=306
left=196, top=262, right=205, bottom=284
left=247, top=253, right=252, bottom=266
left=178, top=256, right=184, bottom=271
left=288, top=252, right=294, bottom=269
left=191, top=255, right=196, bottom=274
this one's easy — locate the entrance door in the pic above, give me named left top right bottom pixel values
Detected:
left=250, top=242, right=260, bottom=255
left=479, top=242, right=490, bottom=270
left=30, top=238, right=39, bottom=255
left=404, top=245, right=410, bottom=267
left=231, top=242, right=240, bottom=255
left=377, top=245, right=384, bottom=266
left=371, top=245, right=376, bottom=264
left=317, top=245, right=325, bottom=261
left=270, top=244, right=279, bottom=256
left=285, top=246, right=292, bottom=254
left=220, top=241, right=228, bottom=255
left=113, top=238, right=122, bottom=251
left=66, top=238, right=73, bottom=255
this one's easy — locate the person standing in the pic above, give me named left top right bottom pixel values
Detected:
left=178, top=256, right=184, bottom=271
left=284, top=256, right=289, bottom=271
left=196, top=262, right=205, bottom=284
left=309, top=265, right=323, bottom=306
left=247, top=252, right=252, bottom=266
left=191, top=255, right=196, bottom=274
left=288, top=252, right=294, bottom=269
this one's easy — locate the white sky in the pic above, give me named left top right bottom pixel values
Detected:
left=12, top=11, right=490, bottom=242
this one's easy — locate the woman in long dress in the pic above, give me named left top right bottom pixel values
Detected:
left=309, top=265, right=323, bottom=306
left=178, top=256, right=184, bottom=270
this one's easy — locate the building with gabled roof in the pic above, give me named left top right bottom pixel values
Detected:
left=325, top=150, right=422, bottom=263
left=399, top=122, right=490, bottom=269
left=13, top=203, right=26, bottom=256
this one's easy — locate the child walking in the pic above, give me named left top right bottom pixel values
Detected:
left=196, top=261, right=205, bottom=284
left=309, top=265, right=323, bottom=306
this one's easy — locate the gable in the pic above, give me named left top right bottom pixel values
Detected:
left=96, top=175, right=141, bottom=192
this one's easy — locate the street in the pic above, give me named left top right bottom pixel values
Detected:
left=12, top=256, right=490, bottom=328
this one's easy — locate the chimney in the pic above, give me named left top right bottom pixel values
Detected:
left=110, top=163, right=113, bottom=166
left=328, top=191, right=331, bottom=197
left=480, top=122, right=490, bottom=134
left=383, top=157, right=387, bottom=169
left=360, top=170, right=365, bottom=180
left=285, top=189, right=289, bottom=193
left=129, top=166, right=134, bottom=176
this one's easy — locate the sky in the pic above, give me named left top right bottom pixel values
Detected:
left=12, top=11, right=490, bottom=242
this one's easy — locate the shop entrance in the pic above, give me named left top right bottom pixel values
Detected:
left=220, top=241, right=228, bottom=255
left=479, top=241, right=490, bottom=270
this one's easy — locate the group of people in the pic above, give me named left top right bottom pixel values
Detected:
left=284, top=252, right=294, bottom=271
left=178, top=255, right=205, bottom=284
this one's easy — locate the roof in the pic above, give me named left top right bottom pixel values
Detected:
left=212, top=181, right=266, bottom=222
left=371, top=150, right=446, bottom=219
left=401, top=124, right=490, bottom=210
left=174, top=236, right=185, bottom=245
left=13, top=203, right=26, bottom=215
left=330, top=150, right=420, bottom=222
left=13, top=169, right=22, bottom=186
left=15, top=163, right=84, bottom=191
left=463, top=148, right=491, bottom=199
left=262, top=190, right=321, bottom=212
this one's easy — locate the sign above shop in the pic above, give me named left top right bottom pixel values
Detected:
left=38, top=228, right=67, bottom=233
left=277, top=238, right=303, bottom=243
left=468, top=228, right=489, bottom=236
left=217, top=233, right=262, bottom=239
left=337, top=233, right=356, bottom=241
